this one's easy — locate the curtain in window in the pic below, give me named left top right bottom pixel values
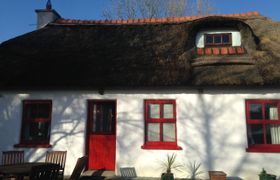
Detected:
left=269, top=107, right=280, bottom=144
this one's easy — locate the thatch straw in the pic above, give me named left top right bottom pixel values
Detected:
left=0, top=15, right=279, bottom=89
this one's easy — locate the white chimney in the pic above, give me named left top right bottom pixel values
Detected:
left=35, top=0, right=61, bottom=29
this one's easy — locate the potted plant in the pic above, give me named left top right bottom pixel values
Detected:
left=161, top=153, right=182, bottom=180
left=185, top=161, right=204, bottom=180
left=259, top=168, right=277, bottom=180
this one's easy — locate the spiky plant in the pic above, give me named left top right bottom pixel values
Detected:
left=161, top=153, right=183, bottom=174
left=186, top=161, right=204, bottom=180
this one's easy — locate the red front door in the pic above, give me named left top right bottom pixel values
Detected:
left=87, top=100, right=116, bottom=170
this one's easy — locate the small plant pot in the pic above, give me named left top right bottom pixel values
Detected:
left=161, top=172, right=174, bottom=180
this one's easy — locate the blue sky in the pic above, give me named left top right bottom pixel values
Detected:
left=0, top=0, right=279, bottom=43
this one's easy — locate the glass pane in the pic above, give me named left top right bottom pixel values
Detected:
left=222, top=34, right=230, bottom=43
left=206, top=35, right=213, bottom=44
left=163, top=123, right=175, bottom=142
left=249, top=104, right=263, bottom=120
left=92, top=103, right=114, bottom=133
left=26, top=104, right=50, bottom=119
left=24, top=122, right=50, bottom=141
left=92, top=104, right=97, bottom=132
left=247, top=124, right=264, bottom=144
left=267, top=125, right=280, bottom=144
left=149, top=104, right=160, bottom=118
left=103, top=105, right=114, bottom=132
left=214, top=36, right=222, bottom=44
left=265, top=104, right=278, bottom=120
left=163, top=104, right=174, bottom=118
left=147, top=123, right=160, bottom=141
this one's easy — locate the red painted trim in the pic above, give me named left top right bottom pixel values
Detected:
left=246, top=120, right=280, bottom=124
left=14, top=144, right=52, bottom=148
left=19, top=100, right=52, bottom=146
left=85, top=100, right=91, bottom=170
left=245, top=99, right=280, bottom=153
left=246, top=144, right=280, bottom=153
left=141, top=144, right=182, bottom=150
left=86, top=99, right=117, bottom=171
left=143, top=99, right=181, bottom=150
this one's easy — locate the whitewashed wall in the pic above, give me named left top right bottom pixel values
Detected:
left=0, top=90, right=280, bottom=179
left=195, top=29, right=241, bottom=48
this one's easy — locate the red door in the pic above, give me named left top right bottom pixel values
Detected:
left=87, top=100, right=116, bottom=170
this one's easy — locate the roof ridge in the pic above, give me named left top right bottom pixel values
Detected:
left=54, top=11, right=260, bottom=25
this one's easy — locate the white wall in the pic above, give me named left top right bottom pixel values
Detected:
left=196, top=29, right=241, bottom=48
left=0, top=90, right=280, bottom=179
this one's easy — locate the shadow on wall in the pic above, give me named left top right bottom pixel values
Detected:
left=114, top=93, right=279, bottom=179
left=179, top=93, right=280, bottom=179
left=0, top=95, right=23, bottom=150
left=1, top=92, right=279, bottom=179
left=0, top=93, right=86, bottom=166
left=179, top=94, right=250, bottom=179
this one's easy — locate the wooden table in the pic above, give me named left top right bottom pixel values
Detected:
left=0, top=162, right=54, bottom=180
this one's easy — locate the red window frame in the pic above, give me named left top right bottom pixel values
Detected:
left=204, top=33, right=232, bottom=47
left=141, top=100, right=181, bottom=150
left=245, top=99, right=280, bottom=152
left=15, top=100, right=52, bottom=148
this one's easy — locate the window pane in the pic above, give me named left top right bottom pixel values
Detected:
left=214, top=35, right=222, bottom=44
left=267, top=125, right=280, bottom=144
left=26, top=104, right=50, bottom=119
left=249, top=104, right=263, bottom=120
left=36, top=104, right=50, bottom=118
left=206, top=35, right=213, bottom=44
left=92, top=103, right=115, bottom=133
left=147, top=123, right=160, bottom=141
left=222, top=34, right=230, bottom=43
left=24, top=122, right=50, bottom=141
left=149, top=104, right=160, bottom=118
left=265, top=104, right=278, bottom=120
left=163, top=123, right=175, bottom=142
left=163, top=104, right=174, bottom=118
left=247, top=124, right=264, bottom=144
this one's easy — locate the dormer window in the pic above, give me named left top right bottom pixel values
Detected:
left=195, top=29, right=245, bottom=56
left=205, top=33, right=232, bottom=46
left=196, top=29, right=241, bottom=48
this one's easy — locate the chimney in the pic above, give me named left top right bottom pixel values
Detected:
left=35, top=0, right=61, bottom=29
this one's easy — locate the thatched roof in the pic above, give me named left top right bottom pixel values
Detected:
left=0, top=12, right=280, bottom=90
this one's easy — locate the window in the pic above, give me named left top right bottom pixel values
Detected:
left=141, top=100, right=181, bottom=150
left=205, top=33, right=232, bottom=46
left=16, top=100, right=52, bottom=147
left=246, top=99, right=280, bottom=152
left=88, top=100, right=116, bottom=134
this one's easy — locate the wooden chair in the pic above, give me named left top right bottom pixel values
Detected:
left=29, top=164, right=60, bottom=180
left=1, top=151, right=24, bottom=165
left=69, top=156, right=88, bottom=180
left=45, top=151, right=67, bottom=180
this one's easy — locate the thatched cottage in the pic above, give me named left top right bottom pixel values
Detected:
left=1, top=2, right=280, bottom=179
